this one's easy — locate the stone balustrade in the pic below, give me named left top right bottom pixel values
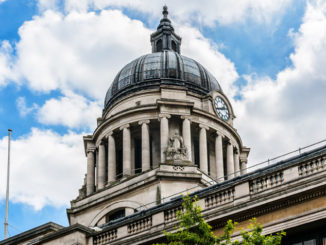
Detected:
left=298, top=156, right=326, bottom=176
left=92, top=148, right=326, bottom=244
left=127, top=216, right=152, bottom=234
left=249, top=171, right=284, bottom=194
left=94, top=229, right=117, bottom=245
left=164, top=206, right=183, bottom=222
left=205, top=188, right=234, bottom=208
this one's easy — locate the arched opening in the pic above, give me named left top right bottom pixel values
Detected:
left=171, top=40, right=177, bottom=52
left=105, top=208, right=125, bottom=223
left=156, top=39, right=163, bottom=52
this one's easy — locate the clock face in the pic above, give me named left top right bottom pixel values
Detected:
left=214, top=96, right=230, bottom=121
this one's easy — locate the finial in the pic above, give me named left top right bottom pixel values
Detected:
left=162, top=5, right=168, bottom=19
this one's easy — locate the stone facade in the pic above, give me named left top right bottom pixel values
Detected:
left=2, top=6, right=326, bottom=245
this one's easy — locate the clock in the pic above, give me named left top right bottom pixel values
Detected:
left=214, top=96, right=230, bottom=121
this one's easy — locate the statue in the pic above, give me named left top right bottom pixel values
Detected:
left=165, top=130, right=188, bottom=163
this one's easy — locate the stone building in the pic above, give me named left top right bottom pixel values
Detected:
left=2, top=6, right=326, bottom=245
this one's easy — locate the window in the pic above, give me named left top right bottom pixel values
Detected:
left=106, top=209, right=125, bottom=223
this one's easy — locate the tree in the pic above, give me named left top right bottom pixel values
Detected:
left=157, top=195, right=285, bottom=245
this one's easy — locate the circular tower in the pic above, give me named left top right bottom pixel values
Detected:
left=68, top=6, right=250, bottom=227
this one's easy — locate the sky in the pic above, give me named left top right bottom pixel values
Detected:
left=0, top=0, right=326, bottom=239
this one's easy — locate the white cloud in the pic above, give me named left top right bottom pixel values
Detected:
left=58, top=0, right=293, bottom=26
left=0, top=129, right=85, bottom=210
left=16, top=97, right=39, bottom=117
left=37, top=91, right=101, bottom=129
left=0, top=41, right=17, bottom=87
left=15, top=9, right=151, bottom=100
left=234, top=0, right=326, bottom=165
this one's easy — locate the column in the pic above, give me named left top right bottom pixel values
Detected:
left=107, top=132, right=116, bottom=183
left=182, top=117, right=192, bottom=161
left=226, top=141, right=234, bottom=179
left=121, top=124, right=131, bottom=176
left=86, top=148, right=95, bottom=195
left=241, top=160, right=247, bottom=175
left=215, top=133, right=224, bottom=183
left=199, top=124, right=208, bottom=174
left=139, top=120, right=150, bottom=171
left=234, top=148, right=240, bottom=177
left=160, top=114, right=170, bottom=163
left=97, top=141, right=106, bottom=189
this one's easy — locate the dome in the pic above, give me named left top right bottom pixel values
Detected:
left=103, top=6, right=222, bottom=111
left=104, top=51, right=222, bottom=109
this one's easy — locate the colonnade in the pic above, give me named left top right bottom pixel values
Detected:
left=86, top=115, right=247, bottom=196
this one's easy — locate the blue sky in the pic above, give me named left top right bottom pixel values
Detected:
left=1, top=0, right=326, bottom=240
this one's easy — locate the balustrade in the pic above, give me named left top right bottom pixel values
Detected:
left=298, top=156, right=326, bottom=176
left=205, top=188, right=234, bottom=208
left=94, top=229, right=117, bottom=245
left=164, top=206, right=183, bottom=222
left=127, top=216, right=152, bottom=234
left=249, top=172, right=284, bottom=194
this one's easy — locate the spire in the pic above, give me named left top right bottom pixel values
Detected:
left=150, top=6, right=182, bottom=53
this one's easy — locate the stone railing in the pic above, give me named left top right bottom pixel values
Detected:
left=164, top=206, right=183, bottom=222
left=127, top=216, right=152, bottom=234
left=92, top=148, right=326, bottom=244
left=93, top=229, right=117, bottom=245
left=205, top=188, right=234, bottom=208
left=298, top=156, right=326, bottom=176
left=249, top=172, right=284, bottom=194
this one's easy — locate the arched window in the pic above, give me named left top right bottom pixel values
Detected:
left=105, top=208, right=125, bottom=222
left=156, top=39, right=163, bottom=52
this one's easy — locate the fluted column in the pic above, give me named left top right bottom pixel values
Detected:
left=199, top=124, right=208, bottom=174
left=139, top=120, right=150, bottom=171
left=121, top=124, right=131, bottom=176
left=226, top=141, right=234, bottom=179
left=160, top=114, right=170, bottom=163
left=97, top=141, right=106, bottom=189
left=234, top=148, right=240, bottom=177
left=86, top=148, right=95, bottom=195
left=215, top=133, right=224, bottom=182
left=182, top=116, right=192, bottom=161
left=108, top=132, right=116, bottom=183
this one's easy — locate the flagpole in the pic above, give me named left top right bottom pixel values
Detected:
left=4, top=129, right=12, bottom=240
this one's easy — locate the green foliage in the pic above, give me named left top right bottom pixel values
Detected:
left=155, top=194, right=285, bottom=245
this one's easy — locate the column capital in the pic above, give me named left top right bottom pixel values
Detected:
left=158, top=113, right=171, bottom=120
left=180, top=115, right=191, bottom=121
left=215, top=131, right=224, bottom=137
left=107, top=131, right=114, bottom=137
left=87, top=147, right=96, bottom=153
left=199, top=124, right=209, bottom=130
left=138, top=119, right=150, bottom=125
left=119, top=124, right=130, bottom=131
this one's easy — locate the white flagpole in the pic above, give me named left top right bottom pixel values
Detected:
left=4, top=129, right=12, bottom=240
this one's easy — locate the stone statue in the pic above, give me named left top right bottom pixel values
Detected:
left=165, top=130, right=188, bottom=162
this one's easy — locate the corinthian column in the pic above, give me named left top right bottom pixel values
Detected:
left=215, top=133, right=224, bottom=182
left=182, top=116, right=192, bottom=161
left=159, top=114, right=170, bottom=163
left=234, top=148, right=240, bottom=177
left=199, top=124, right=208, bottom=174
left=227, top=141, right=234, bottom=179
left=139, top=120, right=150, bottom=171
left=108, top=132, right=116, bottom=183
left=120, top=124, right=131, bottom=176
left=86, top=148, right=95, bottom=195
left=97, top=141, right=106, bottom=189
